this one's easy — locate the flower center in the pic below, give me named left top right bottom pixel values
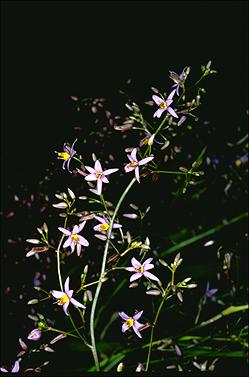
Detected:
left=71, top=234, right=79, bottom=244
left=159, top=101, right=167, bottom=109
left=125, top=318, right=134, bottom=328
left=129, top=161, right=138, bottom=167
left=96, top=172, right=102, bottom=179
left=57, top=152, right=70, bottom=161
left=100, top=223, right=110, bottom=231
left=57, top=294, right=69, bottom=305
left=136, top=266, right=144, bottom=273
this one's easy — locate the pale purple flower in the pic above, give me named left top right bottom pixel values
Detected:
left=56, top=138, right=77, bottom=173
left=58, top=221, right=89, bottom=256
left=124, top=148, right=154, bottom=183
left=51, top=276, right=85, bottom=316
left=205, top=281, right=218, bottom=298
left=119, top=311, right=144, bottom=338
left=0, top=361, right=20, bottom=373
left=152, top=90, right=178, bottom=119
left=125, top=257, right=159, bottom=282
left=27, top=328, right=42, bottom=341
left=169, top=67, right=187, bottom=96
left=93, top=215, right=122, bottom=236
left=84, top=160, right=119, bottom=195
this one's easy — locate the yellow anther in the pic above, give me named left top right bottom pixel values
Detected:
left=57, top=294, right=69, bottom=305
left=100, top=223, right=110, bottom=231
left=71, top=234, right=79, bottom=244
left=57, top=152, right=70, bottom=160
left=129, top=161, right=138, bottom=167
left=126, top=318, right=134, bottom=327
left=136, top=266, right=143, bottom=273
left=159, top=102, right=167, bottom=109
left=96, top=172, right=102, bottom=179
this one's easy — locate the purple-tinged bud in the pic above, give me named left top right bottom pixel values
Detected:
left=52, top=202, right=68, bottom=209
left=19, top=338, right=28, bottom=350
left=27, top=328, right=42, bottom=341
left=50, top=334, right=67, bottom=344
left=26, top=239, right=40, bottom=244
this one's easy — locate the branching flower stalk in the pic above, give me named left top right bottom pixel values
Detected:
left=90, top=177, right=136, bottom=371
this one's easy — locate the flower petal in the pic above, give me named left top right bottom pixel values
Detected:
left=97, top=179, right=103, bottom=195
left=67, top=290, right=74, bottom=299
left=64, top=277, right=70, bottom=292
left=167, top=89, right=176, bottom=101
left=63, top=300, right=70, bottom=316
left=85, top=173, right=97, bottom=181
left=132, top=325, right=142, bottom=338
left=143, top=271, right=160, bottom=282
left=131, top=257, right=141, bottom=269
left=78, top=235, right=89, bottom=247
left=94, top=215, right=106, bottom=224
left=130, top=272, right=142, bottom=282
left=63, top=237, right=72, bottom=249
left=119, top=311, right=129, bottom=320
left=103, top=168, right=119, bottom=176
left=84, top=166, right=96, bottom=174
left=138, top=156, right=154, bottom=166
left=152, top=94, right=164, bottom=105
left=122, top=323, right=130, bottom=333
left=133, top=310, right=143, bottom=320
left=101, top=175, right=109, bottom=183
left=51, top=290, right=65, bottom=299
left=130, top=148, right=137, bottom=161
left=135, top=167, right=140, bottom=183
left=78, top=221, right=86, bottom=232
left=70, top=297, right=86, bottom=309
left=113, top=223, right=122, bottom=229
left=11, top=361, right=20, bottom=373
left=94, top=160, right=102, bottom=172
left=124, top=164, right=136, bottom=173
left=125, top=267, right=136, bottom=272
left=167, top=107, right=178, bottom=118
left=58, top=227, right=71, bottom=236
left=143, top=263, right=154, bottom=271
left=76, top=244, right=82, bottom=256
left=153, top=108, right=165, bottom=118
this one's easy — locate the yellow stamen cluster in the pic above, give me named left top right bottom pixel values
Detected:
left=57, top=152, right=70, bottom=160
left=57, top=294, right=69, bottom=305
left=129, top=161, right=138, bottom=167
left=96, top=172, right=102, bottom=179
left=159, top=101, right=167, bottom=109
left=136, top=266, right=144, bottom=273
left=125, top=318, right=134, bottom=328
left=100, top=223, right=110, bottom=231
left=71, top=234, right=79, bottom=244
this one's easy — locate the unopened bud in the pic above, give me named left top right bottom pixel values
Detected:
left=52, top=202, right=68, bottom=209
left=27, top=299, right=39, bottom=305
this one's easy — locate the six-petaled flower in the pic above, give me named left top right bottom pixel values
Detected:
left=152, top=90, right=178, bottom=119
left=51, top=276, right=85, bottom=316
left=169, top=67, right=187, bottom=96
left=125, top=257, right=160, bottom=282
left=119, top=311, right=144, bottom=338
left=56, top=138, right=77, bottom=173
left=58, top=222, right=89, bottom=256
left=84, top=160, right=119, bottom=195
left=93, top=215, right=122, bottom=237
left=124, top=148, right=154, bottom=183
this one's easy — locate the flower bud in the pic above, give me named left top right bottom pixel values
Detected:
left=27, top=328, right=42, bottom=341
left=52, top=202, right=68, bottom=209
left=26, top=239, right=40, bottom=244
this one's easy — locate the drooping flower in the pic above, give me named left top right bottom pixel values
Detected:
left=56, top=138, right=77, bottom=173
left=169, top=67, right=187, bottom=96
left=58, top=221, right=89, bottom=256
left=27, top=328, right=42, bottom=341
left=51, top=276, right=85, bottom=316
left=84, top=160, right=119, bottom=195
left=0, top=360, right=20, bottom=373
left=152, top=90, right=178, bottom=119
left=93, top=215, right=122, bottom=236
left=119, top=311, right=144, bottom=338
left=139, top=131, right=164, bottom=147
left=125, top=257, right=159, bottom=282
left=124, top=148, right=154, bottom=183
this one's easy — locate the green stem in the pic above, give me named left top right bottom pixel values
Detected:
left=154, top=113, right=169, bottom=137
left=56, top=217, right=68, bottom=291
left=68, top=313, right=92, bottom=349
left=89, top=178, right=136, bottom=371
left=155, top=170, right=194, bottom=175
left=145, top=284, right=172, bottom=371
left=47, top=326, right=80, bottom=339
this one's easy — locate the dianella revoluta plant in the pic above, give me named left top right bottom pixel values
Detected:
left=3, top=61, right=230, bottom=374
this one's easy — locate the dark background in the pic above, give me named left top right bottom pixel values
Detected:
left=1, top=0, right=248, bottom=374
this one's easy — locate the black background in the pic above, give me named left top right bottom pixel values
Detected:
left=1, top=0, right=248, bottom=374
